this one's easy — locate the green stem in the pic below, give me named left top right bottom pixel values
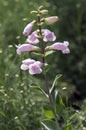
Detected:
left=37, top=14, right=61, bottom=130
left=44, top=72, right=61, bottom=130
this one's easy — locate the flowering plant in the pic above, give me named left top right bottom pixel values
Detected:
left=16, top=6, right=72, bottom=130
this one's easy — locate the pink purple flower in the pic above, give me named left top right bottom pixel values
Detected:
left=43, top=29, right=56, bottom=42
left=48, top=41, right=70, bottom=54
left=26, top=31, right=39, bottom=44
left=16, top=44, right=39, bottom=55
left=20, top=59, right=42, bottom=75
left=29, top=61, right=42, bottom=75
left=23, top=21, right=35, bottom=36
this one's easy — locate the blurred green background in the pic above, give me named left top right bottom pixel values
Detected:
left=0, top=0, right=86, bottom=130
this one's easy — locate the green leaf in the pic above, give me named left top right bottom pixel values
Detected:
left=45, top=50, right=55, bottom=57
left=32, top=52, right=42, bottom=56
left=50, top=74, right=62, bottom=94
left=65, top=123, right=71, bottom=130
left=0, top=111, right=7, bottom=118
left=55, top=92, right=64, bottom=115
left=69, top=113, right=77, bottom=122
left=29, top=84, right=39, bottom=89
left=41, top=119, right=57, bottom=130
left=30, top=84, right=48, bottom=97
left=44, top=109, right=54, bottom=119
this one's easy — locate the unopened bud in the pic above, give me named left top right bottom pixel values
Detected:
left=30, top=11, right=37, bottom=14
left=45, top=16, right=59, bottom=24
left=23, top=20, right=36, bottom=36
left=38, top=6, right=44, bottom=10
left=40, top=10, right=48, bottom=14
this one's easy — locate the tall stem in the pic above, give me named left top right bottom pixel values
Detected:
left=37, top=15, right=61, bottom=130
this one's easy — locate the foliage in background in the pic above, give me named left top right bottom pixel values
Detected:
left=0, top=0, right=86, bottom=130
left=72, top=99, right=86, bottom=130
left=0, top=0, right=47, bottom=130
left=47, top=0, right=86, bottom=98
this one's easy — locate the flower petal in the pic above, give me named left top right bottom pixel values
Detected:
left=49, top=41, right=70, bottom=54
left=62, top=48, right=70, bottom=54
left=26, top=31, right=39, bottom=44
left=20, top=64, right=29, bottom=70
left=20, top=59, right=42, bottom=75
left=16, top=44, right=39, bottom=55
left=22, top=58, right=35, bottom=65
left=29, top=61, right=42, bottom=75
left=23, top=21, right=35, bottom=36
left=51, top=42, right=68, bottom=50
left=43, top=29, right=56, bottom=42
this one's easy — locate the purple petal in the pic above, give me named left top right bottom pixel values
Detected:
left=22, top=58, right=35, bottom=65
left=63, top=41, right=69, bottom=46
left=49, top=41, right=70, bottom=54
left=62, top=48, right=70, bottom=54
left=16, top=44, right=38, bottom=55
left=29, top=61, right=42, bottom=75
left=34, top=61, right=42, bottom=67
left=26, top=31, right=39, bottom=44
left=20, top=59, right=42, bottom=75
left=51, top=42, right=68, bottom=50
left=43, top=29, right=56, bottom=42
left=23, top=22, right=34, bottom=36
left=20, top=64, right=29, bottom=70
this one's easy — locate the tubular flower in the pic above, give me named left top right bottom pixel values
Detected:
left=48, top=41, right=70, bottom=54
left=26, top=31, right=39, bottom=44
left=16, top=44, right=39, bottom=55
left=20, top=59, right=42, bottom=75
left=43, top=29, right=56, bottom=42
left=29, top=61, right=42, bottom=75
left=20, top=58, right=35, bottom=70
left=23, top=21, right=35, bottom=36
left=45, top=16, right=58, bottom=24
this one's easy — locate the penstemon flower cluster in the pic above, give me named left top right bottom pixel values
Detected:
left=16, top=6, right=71, bottom=130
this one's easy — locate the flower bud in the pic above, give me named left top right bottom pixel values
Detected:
left=23, top=21, right=35, bottom=36
left=30, top=10, right=37, bottom=14
left=40, top=10, right=48, bottom=14
left=45, top=16, right=59, bottom=24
